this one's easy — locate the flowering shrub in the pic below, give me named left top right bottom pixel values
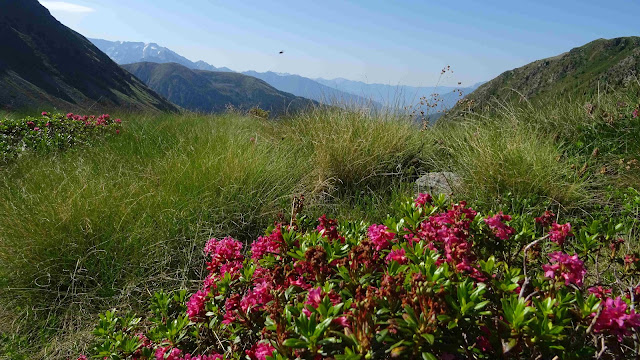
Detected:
left=0, top=112, right=122, bottom=160
left=82, top=194, right=640, bottom=359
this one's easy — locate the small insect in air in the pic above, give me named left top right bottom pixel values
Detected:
left=279, top=50, right=284, bottom=54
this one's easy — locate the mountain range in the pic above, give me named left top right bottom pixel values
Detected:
left=122, top=62, right=314, bottom=115
left=456, top=37, right=640, bottom=112
left=0, top=0, right=177, bottom=112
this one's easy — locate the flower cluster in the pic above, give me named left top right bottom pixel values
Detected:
left=82, top=195, right=640, bottom=359
left=1, top=111, right=122, bottom=160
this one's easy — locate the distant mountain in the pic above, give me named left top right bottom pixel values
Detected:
left=122, top=62, right=314, bottom=115
left=241, top=71, right=378, bottom=107
left=314, top=78, right=484, bottom=110
left=455, top=37, right=640, bottom=112
left=90, top=39, right=233, bottom=73
left=90, top=38, right=378, bottom=107
left=0, top=0, right=177, bottom=112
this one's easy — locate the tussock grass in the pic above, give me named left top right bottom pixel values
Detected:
left=0, top=109, right=426, bottom=358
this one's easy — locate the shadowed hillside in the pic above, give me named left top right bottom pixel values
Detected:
left=123, top=62, right=315, bottom=115
left=0, top=0, right=177, bottom=112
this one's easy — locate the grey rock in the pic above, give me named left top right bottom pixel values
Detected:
left=415, top=172, right=461, bottom=195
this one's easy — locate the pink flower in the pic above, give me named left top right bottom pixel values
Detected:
left=155, top=347, right=182, bottom=360
left=589, top=286, right=612, bottom=299
left=251, top=226, right=283, bottom=260
left=368, top=224, right=395, bottom=251
left=66, top=113, right=74, bottom=119
left=535, top=210, right=555, bottom=227
left=548, top=222, right=572, bottom=247
left=633, top=108, right=639, bottom=118
left=115, top=118, right=122, bottom=124
left=222, top=294, right=241, bottom=325
left=317, top=215, right=344, bottom=242
left=302, top=287, right=341, bottom=317
left=203, top=237, right=244, bottom=278
left=484, top=211, right=515, bottom=240
left=76, top=356, right=88, bottom=360
left=415, top=193, right=433, bottom=207
left=33, top=127, right=40, bottom=131
left=41, top=111, right=48, bottom=116
left=593, top=296, right=640, bottom=341
left=240, top=281, right=273, bottom=313
left=186, top=289, right=208, bottom=321
left=385, top=248, right=408, bottom=264
left=542, top=252, right=586, bottom=286
left=183, top=354, right=224, bottom=360
left=246, top=341, right=276, bottom=360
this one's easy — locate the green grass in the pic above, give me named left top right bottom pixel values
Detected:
left=1, top=86, right=639, bottom=358
left=0, top=109, right=428, bottom=358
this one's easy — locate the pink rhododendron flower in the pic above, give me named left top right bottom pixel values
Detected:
left=115, top=118, right=122, bottom=123
left=385, top=248, right=408, bottom=264
left=542, top=252, right=586, bottom=286
left=222, top=293, right=241, bottom=325
left=302, top=287, right=341, bottom=317
left=633, top=108, right=639, bottom=118
left=33, top=127, right=40, bottom=131
left=368, top=224, right=395, bottom=251
left=41, top=111, right=48, bottom=116
left=415, top=193, right=433, bottom=207
left=186, top=289, right=208, bottom=321
left=548, top=222, right=572, bottom=247
left=484, top=211, right=515, bottom=240
left=155, top=347, right=182, bottom=360
left=240, top=281, right=273, bottom=313
left=535, top=210, right=555, bottom=227
left=183, top=354, right=223, bottom=360
left=66, top=112, right=74, bottom=119
left=317, top=215, right=345, bottom=242
left=251, top=226, right=284, bottom=260
left=589, top=286, right=612, bottom=299
left=246, top=341, right=276, bottom=360
left=76, top=356, right=88, bottom=360
left=204, top=237, right=244, bottom=278
left=593, top=296, right=640, bottom=341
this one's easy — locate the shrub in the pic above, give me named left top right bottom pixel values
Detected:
left=0, top=111, right=122, bottom=160
left=80, top=194, right=640, bottom=359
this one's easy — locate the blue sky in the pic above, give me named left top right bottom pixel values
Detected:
left=40, top=0, right=640, bottom=87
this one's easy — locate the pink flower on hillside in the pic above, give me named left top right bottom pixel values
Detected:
left=240, top=281, right=273, bottom=313
left=204, top=237, right=244, bottom=277
left=368, top=224, right=395, bottom=251
left=484, top=211, right=515, bottom=240
left=302, top=287, right=342, bottom=317
left=535, top=210, right=555, bottom=227
left=26, top=121, right=35, bottom=129
left=246, top=341, right=276, bottom=360
left=385, top=248, right=408, bottom=264
left=76, top=356, right=88, bottom=360
left=589, top=286, right=612, bottom=299
left=222, top=293, right=241, bottom=325
left=155, top=347, right=182, bottom=360
left=633, top=108, right=639, bottom=118
left=186, top=289, right=208, bottom=321
left=548, top=222, right=572, bottom=247
left=593, top=296, right=640, bottom=341
left=542, top=252, right=586, bottom=286
left=41, top=111, right=48, bottom=116
left=33, top=127, right=40, bottom=131
left=115, top=118, right=122, bottom=124
left=251, top=226, right=284, bottom=260
left=66, top=113, right=74, bottom=119
left=415, top=193, right=433, bottom=207
left=317, top=215, right=344, bottom=243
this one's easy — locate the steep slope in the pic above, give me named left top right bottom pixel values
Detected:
left=90, top=38, right=377, bottom=107
left=457, top=37, right=640, bottom=112
left=91, top=39, right=233, bottom=72
left=122, top=62, right=314, bottom=115
left=0, top=0, right=177, bottom=112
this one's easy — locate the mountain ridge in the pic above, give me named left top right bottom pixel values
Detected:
left=122, top=62, right=314, bottom=115
left=0, top=0, right=177, bottom=112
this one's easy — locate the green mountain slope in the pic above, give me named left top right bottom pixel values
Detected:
left=0, top=0, right=177, bottom=112
left=457, top=37, right=640, bottom=112
left=122, top=62, right=314, bottom=114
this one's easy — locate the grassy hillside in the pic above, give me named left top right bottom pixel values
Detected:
left=455, top=37, right=640, bottom=113
left=122, top=62, right=314, bottom=115
left=1, top=82, right=639, bottom=358
left=0, top=0, right=177, bottom=113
